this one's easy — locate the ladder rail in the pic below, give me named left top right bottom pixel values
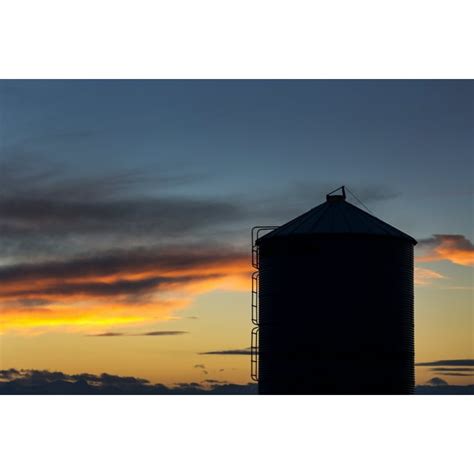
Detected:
left=251, top=327, right=259, bottom=381
left=250, top=226, right=278, bottom=382
left=251, top=271, right=259, bottom=325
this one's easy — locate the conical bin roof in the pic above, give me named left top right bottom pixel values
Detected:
left=257, top=190, right=417, bottom=244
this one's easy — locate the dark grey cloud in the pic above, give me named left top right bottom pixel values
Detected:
left=0, top=157, right=247, bottom=259
left=140, top=331, right=188, bottom=336
left=88, top=331, right=187, bottom=337
left=417, top=235, right=474, bottom=251
left=0, top=368, right=258, bottom=394
left=0, top=243, right=247, bottom=304
left=0, top=196, right=242, bottom=237
left=0, top=369, right=21, bottom=380
left=199, top=347, right=252, bottom=355
left=415, top=359, right=474, bottom=367
left=425, top=377, right=448, bottom=386
left=0, top=246, right=246, bottom=285
left=4, top=368, right=474, bottom=395
left=429, top=367, right=474, bottom=372
left=433, top=372, right=474, bottom=377
left=1, top=274, right=210, bottom=299
left=1, top=157, right=402, bottom=266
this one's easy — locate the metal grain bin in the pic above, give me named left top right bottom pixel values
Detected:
left=252, top=187, right=416, bottom=394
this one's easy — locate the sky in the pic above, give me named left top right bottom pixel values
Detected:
left=0, top=80, right=472, bottom=391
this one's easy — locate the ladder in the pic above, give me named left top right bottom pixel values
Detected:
left=250, top=226, right=278, bottom=381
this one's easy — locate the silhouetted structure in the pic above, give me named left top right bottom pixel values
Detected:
left=251, top=186, right=417, bottom=394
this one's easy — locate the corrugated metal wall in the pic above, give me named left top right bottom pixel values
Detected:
left=257, top=234, right=414, bottom=394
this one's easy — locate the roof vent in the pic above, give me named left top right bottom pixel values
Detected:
left=326, top=185, right=346, bottom=202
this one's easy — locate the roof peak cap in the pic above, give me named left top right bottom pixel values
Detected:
left=326, top=185, right=346, bottom=202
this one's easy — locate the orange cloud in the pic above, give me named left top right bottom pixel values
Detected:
left=0, top=246, right=252, bottom=334
left=417, top=234, right=474, bottom=266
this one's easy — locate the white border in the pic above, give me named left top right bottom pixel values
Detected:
left=0, top=396, right=472, bottom=473
left=0, top=1, right=473, bottom=78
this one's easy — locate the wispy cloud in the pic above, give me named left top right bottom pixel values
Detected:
left=199, top=348, right=252, bottom=355
left=88, top=331, right=188, bottom=337
left=141, top=331, right=188, bottom=336
left=433, top=372, right=474, bottom=377
left=429, top=367, right=474, bottom=372
left=414, top=267, right=446, bottom=286
left=0, top=157, right=245, bottom=257
left=415, top=359, right=474, bottom=366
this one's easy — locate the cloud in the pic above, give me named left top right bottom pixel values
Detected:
left=433, top=372, right=474, bottom=377
left=0, top=369, right=21, bottom=380
left=1, top=274, right=209, bottom=299
left=0, top=244, right=250, bottom=333
left=415, top=359, right=474, bottom=366
left=0, top=157, right=245, bottom=256
left=199, top=348, right=252, bottom=355
left=140, top=331, right=187, bottom=336
left=0, top=245, right=248, bottom=287
left=414, top=267, right=446, bottom=286
left=6, top=367, right=474, bottom=395
left=88, top=331, right=188, bottom=337
left=3, top=298, right=54, bottom=308
left=425, top=377, right=448, bottom=386
left=0, top=368, right=258, bottom=394
left=429, top=367, right=474, bottom=372
left=0, top=158, right=255, bottom=334
left=417, top=234, right=474, bottom=266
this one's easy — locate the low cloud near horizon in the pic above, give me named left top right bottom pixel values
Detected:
left=1, top=368, right=473, bottom=395
left=0, top=368, right=257, bottom=395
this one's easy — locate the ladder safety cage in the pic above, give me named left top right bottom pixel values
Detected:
left=250, top=226, right=278, bottom=381
left=251, top=226, right=279, bottom=269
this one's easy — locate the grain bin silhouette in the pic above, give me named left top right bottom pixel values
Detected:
left=250, top=186, right=416, bottom=394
